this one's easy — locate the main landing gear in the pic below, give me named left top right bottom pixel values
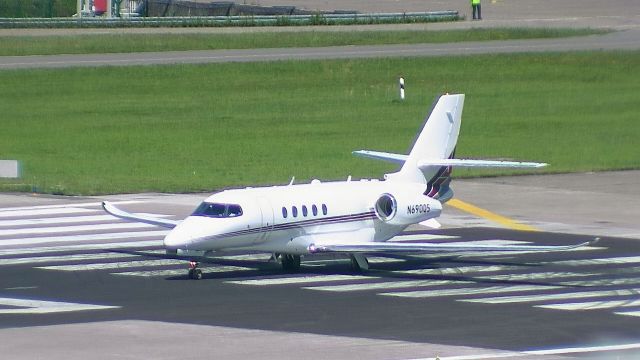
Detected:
left=187, top=260, right=203, bottom=280
left=280, top=254, right=301, bottom=272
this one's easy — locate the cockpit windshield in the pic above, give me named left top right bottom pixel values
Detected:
left=192, top=202, right=243, bottom=218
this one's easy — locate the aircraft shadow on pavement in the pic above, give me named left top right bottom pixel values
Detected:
left=106, top=247, right=588, bottom=289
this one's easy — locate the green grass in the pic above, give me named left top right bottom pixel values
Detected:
left=0, top=51, right=638, bottom=195
left=0, top=28, right=606, bottom=56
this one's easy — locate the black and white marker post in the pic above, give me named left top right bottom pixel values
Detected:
left=399, top=77, right=405, bottom=100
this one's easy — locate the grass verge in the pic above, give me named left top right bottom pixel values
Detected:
left=0, top=28, right=607, bottom=56
left=0, top=50, right=638, bottom=195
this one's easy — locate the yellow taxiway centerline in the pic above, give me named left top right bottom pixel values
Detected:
left=446, top=199, right=538, bottom=232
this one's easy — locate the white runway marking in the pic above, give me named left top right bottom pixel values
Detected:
left=0, top=213, right=172, bottom=227
left=226, top=275, right=377, bottom=286
left=307, top=270, right=602, bottom=293
left=115, top=265, right=252, bottom=277
left=411, top=342, right=640, bottom=360
left=0, top=297, right=119, bottom=314
left=0, top=230, right=169, bottom=247
left=0, top=222, right=156, bottom=236
left=0, top=252, right=142, bottom=266
left=0, top=207, right=98, bottom=218
left=0, top=200, right=139, bottom=212
left=393, top=265, right=524, bottom=276
left=381, top=284, right=562, bottom=298
left=548, top=255, right=640, bottom=266
left=461, top=288, right=640, bottom=305
left=305, top=279, right=473, bottom=292
left=614, top=310, right=640, bottom=317
left=536, top=298, right=640, bottom=311
left=0, top=240, right=162, bottom=256
left=36, top=258, right=185, bottom=271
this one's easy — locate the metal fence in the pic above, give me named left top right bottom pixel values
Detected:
left=0, top=11, right=460, bottom=28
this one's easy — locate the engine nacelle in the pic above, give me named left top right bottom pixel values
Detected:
left=374, top=191, right=442, bottom=226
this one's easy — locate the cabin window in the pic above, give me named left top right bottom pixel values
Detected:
left=282, top=207, right=288, bottom=218
left=302, top=205, right=308, bottom=217
left=322, top=204, right=328, bottom=216
left=292, top=206, right=298, bottom=218
left=192, top=202, right=243, bottom=218
left=227, top=204, right=242, bottom=217
left=312, top=204, right=318, bottom=216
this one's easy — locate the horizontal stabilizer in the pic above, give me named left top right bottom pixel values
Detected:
left=353, top=150, right=407, bottom=165
left=102, top=201, right=180, bottom=229
left=418, top=159, right=547, bottom=169
left=309, top=238, right=596, bottom=254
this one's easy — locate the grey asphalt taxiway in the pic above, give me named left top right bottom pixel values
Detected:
left=1, top=171, right=640, bottom=359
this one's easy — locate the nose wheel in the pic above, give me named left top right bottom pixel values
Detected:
left=188, top=261, right=202, bottom=280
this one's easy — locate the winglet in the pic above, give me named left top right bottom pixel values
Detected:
left=102, top=201, right=179, bottom=229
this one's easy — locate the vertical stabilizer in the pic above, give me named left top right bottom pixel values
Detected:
left=389, top=94, right=465, bottom=200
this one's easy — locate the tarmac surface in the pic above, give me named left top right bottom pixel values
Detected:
left=1, top=29, right=639, bottom=69
left=2, top=1, right=640, bottom=358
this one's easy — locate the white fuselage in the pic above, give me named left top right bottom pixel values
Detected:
left=163, top=179, right=443, bottom=255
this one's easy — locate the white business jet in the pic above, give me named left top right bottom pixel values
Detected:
left=103, top=93, right=592, bottom=279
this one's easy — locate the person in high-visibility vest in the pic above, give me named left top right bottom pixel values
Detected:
left=471, top=0, right=482, bottom=20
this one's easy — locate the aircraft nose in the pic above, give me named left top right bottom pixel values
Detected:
left=163, top=228, right=192, bottom=250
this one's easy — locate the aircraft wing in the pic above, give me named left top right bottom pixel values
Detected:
left=102, top=201, right=180, bottom=229
left=309, top=238, right=597, bottom=254
left=418, top=159, right=547, bottom=169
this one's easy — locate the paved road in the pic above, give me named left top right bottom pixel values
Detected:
left=1, top=0, right=638, bottom=69
left=1, top=29, right=639, bottom=69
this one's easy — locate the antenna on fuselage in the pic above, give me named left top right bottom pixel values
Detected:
left=347, top=175, right=352, bottom=182
left=288, top=176, right=295, bottom=185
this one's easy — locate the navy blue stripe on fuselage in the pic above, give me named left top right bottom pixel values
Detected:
left=198, top=211, right=377, bottom=241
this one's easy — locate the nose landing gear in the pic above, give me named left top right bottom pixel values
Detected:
left=187, top=260, right=202, bottom=280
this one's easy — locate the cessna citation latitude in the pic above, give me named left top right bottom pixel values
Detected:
left=103, top=93, right=592, bottom=280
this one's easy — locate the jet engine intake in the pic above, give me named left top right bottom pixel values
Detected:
left=374, top=190, right=442, bottom=226
left=375, top=193, right=397, bottom=221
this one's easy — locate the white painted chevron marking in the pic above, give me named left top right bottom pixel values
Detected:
left=115, top=265, right=252, bottom=277
left=0, top=213, right=172, bottom=227
left=0, top=207, right=98, bottom=218
left=394, top=265, right=523, bottom=276
left=0, top=240, right=162, bottom=256
left=409, top=342, right=640, bottom=359
left=614, top=310, right=640, bottom=317
left=0, top=230, right=168, bottom=247
left=547, top=255, right=640, bottom=266
left=536, top=298, right=640, bottom=311
left=0, top=297, right=119, bottom=314
left=0, top=222, right=155, bottom=236
left=227, top=275, right=376, bottom=286
left=36, top=259, right=184, bottom=271
left=0, top=252, right=142, bottom=266
left=381, top=284, right=561, bottom=298
left=0, top=200, right=139, bottom=212
left=305, top=279, right=473, bottom=292
left=477, top=271, right=599, bottom=281
left=462, top=288, right=640, bottom=304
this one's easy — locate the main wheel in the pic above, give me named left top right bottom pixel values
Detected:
left=281, top=254, right=301, bottom=272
